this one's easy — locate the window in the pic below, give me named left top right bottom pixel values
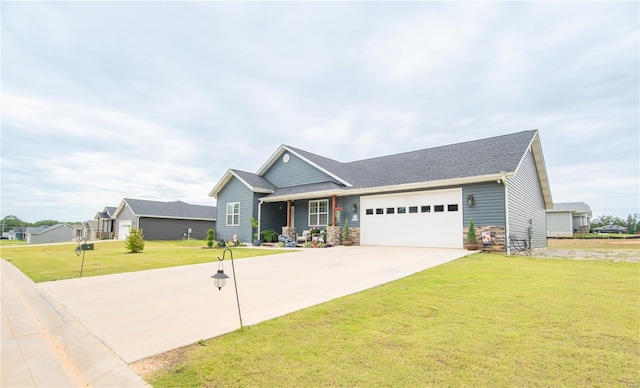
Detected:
left=226, top=202, right=240, bottom=226
left=448, top=204, right=459, bottom=212
left=421, top=205, right=431, bottom=213
left=409, top=206, right=418, bottom=213
left=366, top=208, right=374, bottom=215
left=309, top=199, right=329, bottom=226
left=398, top=207, right=406, bottom=214
left=376, top=208, right=384, bottom=214
left=386, top=207, right=395, bottom=214
left=434, top=205, right=444, bottom=212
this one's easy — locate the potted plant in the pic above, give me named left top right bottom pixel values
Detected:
left=464, top=219, right=479, bottom=250
left=249, top=217, right=261, bottom=246
left=342, top=218, right=353, bottom=246
left=206, top=228, right=215, bottom=248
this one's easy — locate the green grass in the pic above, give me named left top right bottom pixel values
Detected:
left=0, top=239, right=26, bottom=246
left=0, top=240, right=293, bottom=282
left=148, top=255, right=639, bottom=387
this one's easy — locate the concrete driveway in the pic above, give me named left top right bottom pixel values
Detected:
left=40, top=246, right=472, bottom=363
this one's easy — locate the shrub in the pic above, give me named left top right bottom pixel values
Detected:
left=260, top=229, right=279, bottom=243
left=343, top=218, right=350, bottom=240
left=206, top=229, right=215, bottom=248
left=125, top=228, right=145, bottom=253
left=467, top=219, right=476, bottom=243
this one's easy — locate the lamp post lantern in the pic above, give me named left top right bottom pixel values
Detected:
left=211, top=248, right=243, bottom=330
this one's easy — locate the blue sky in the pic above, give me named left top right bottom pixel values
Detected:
left=1, top=1, right=638, bottom=223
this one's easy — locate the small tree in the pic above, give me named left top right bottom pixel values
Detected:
left=249, top=217, right=259, bottom=240
left=206, top=229, right=215, bottom=248
left=125, top=228, right=145, bottom=253
left=466, top=219, right=476, bottom=243
left=343, top=217, right=350, bottom=240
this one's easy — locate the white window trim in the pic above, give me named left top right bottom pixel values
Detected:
left=226, top=202, right=240, bottom=226
left=308, top=199, right=329, bottom=226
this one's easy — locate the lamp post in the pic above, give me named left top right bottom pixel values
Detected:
left=211, top=248, right=243, bottom=330
left=75, top=238, right=87, bottom=277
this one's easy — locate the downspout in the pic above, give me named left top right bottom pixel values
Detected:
left=502, top=172, right=510, bottom=255
left=257, top=200, right=263, bottom=238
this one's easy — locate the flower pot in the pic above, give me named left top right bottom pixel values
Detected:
left=342, top=239, right=353, bottom=246
left=253, top=239, right=261, bottom=246
left=464, top=242, right=479, bottom=250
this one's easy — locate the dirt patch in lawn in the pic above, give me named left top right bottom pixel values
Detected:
left=130, top=343, right=197, bottom=378
left=533, top=238, right=639, bottom=262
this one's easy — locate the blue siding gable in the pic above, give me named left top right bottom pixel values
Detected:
left=216, top=176, right=254, bottom=242
left=263, top=151, right=341, bottom=188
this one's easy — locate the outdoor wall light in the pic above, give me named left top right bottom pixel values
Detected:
left=352, top=203, right=358, bottom=213
left=467, top=195, right=475, bottom=206
left=211, top=248, right=243, bottom=330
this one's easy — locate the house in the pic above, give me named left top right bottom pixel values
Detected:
left=7, top=227, right=27, bottom=240
left=209, top=130, right=553, bottom=252
left=94, top=206, right=117, bottom=239
left=25, top=224, right=73, bottom=244
left=82, top=220, right=99, bottom=241
left=112, top=198, right=216, bottom=240
left=546, top=202, right=592, bottom=238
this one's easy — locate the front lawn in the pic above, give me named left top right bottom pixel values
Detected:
left=0, top=240, right=293, bottom=282
left=147, top=255, right=639, bottom=387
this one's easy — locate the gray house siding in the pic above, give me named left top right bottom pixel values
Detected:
left=216, top=176, right=254, bottom=242
left=335, top=195, right=361, bottom=227
left=263, top=152, right=339, bottom=188
left=547, top=212, right=572, bottom=237
left=260, top=202, right=287, bottom=237
left=28, top=225, right=73, bottom=244
left=507, top=150, right=547, bottom=248
left=116, top=205, right=137, bottom=239
left=462, top=182, right=506, bottom=226
left=138, top=218, right=215, bottom=240
left=293, top=200, right=309, bottom=231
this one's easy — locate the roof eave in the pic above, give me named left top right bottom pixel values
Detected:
left=260, top=173, right=513, bottom=202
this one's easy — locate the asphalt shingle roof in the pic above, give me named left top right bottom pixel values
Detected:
left=124, top=199, right=216, bottom=220
left=286, top=130, right=537, bottom=189
left=231, top=169, right=278, bottom=192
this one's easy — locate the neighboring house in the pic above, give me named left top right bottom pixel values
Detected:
left=209, top=130, right=553, bottom=252
left=7, top=227, right=27, bottom=240
left=25, top=224, right=73, bottom=244
left=82, top=220, right=99, bottom=241
left=546, top=202, right=592, bottom=237
left=94, top=206, right=117, bottom=239
left=112, top=198, right=217, bottom=240
left=71, top=224, right=83, bottom=240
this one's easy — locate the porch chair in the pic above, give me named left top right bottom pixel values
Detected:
left=509, top=234, right=531, bottom=256
left=296, top=230, right=311, bottom=245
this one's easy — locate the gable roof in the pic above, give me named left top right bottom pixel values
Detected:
left=26, top=224, right=71, bottom=235
left=113, top=198, right=216, bottom=221
left=210, top=130, right=552, bottom=207
left=548, top=202, right=592, bottom=216
left=209, top=169, right=277, bottom=197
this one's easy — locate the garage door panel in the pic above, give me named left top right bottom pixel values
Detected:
left=360, top=189, right=462, bottom=248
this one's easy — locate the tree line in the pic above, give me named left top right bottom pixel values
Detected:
left=590, top=213, right=640, bottom=234
left=1, top=215, right=80, bottom=233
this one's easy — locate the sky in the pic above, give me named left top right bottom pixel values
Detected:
left=1, top=1, right=638, bottom=223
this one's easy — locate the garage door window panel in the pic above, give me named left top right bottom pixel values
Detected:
left=434, top=205, right=444, bottom=212
left=398, top=207, right=406, bottom=214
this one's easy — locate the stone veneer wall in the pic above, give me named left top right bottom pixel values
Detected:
left=281, top=226, right=295, bottom=240
left=463, top=225, right=506, bottom=252
left=326, top=226, right=361, bottom=246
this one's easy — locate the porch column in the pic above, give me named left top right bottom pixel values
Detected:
left=287, top=200, right=291, bottom=227
left=332, top=195, right=337, bottom=226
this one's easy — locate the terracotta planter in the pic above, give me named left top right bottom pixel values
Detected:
left=342, top=240, right=353, bottom=246
left=464, top=242, right=479, bottom=250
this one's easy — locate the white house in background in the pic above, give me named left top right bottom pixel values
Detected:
left=25, top=224, right=74, bottom=244
left=547, top=202, right=592, bottom=238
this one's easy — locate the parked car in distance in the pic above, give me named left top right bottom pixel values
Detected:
left=592, top=224, right=628, bottom=234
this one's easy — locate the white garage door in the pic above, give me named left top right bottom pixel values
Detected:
left=118, top=220, right=132, bottom=240
left=360, top=188, right=462, bottom=248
